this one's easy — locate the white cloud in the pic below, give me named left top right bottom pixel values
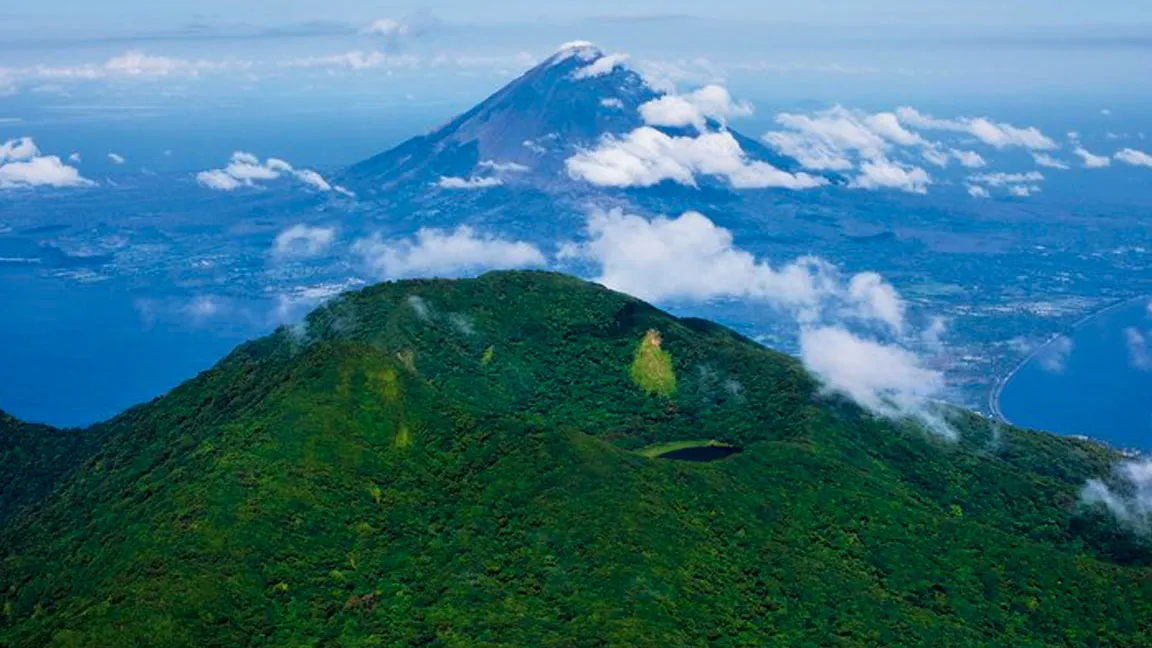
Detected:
left=185, top=295, right=228, bottom=322
left=196, top=169, right=243, bottom=191
left=1074, top=146, right=1111, bottom=168
left=951, top=149, right=986, bottom=168
left=1038, top=335, right=1074, bottom=373
left=895, top=107, right=1057, bottom=150
left=1083, top=460, right=1152, bottom=534
left=284, top=51, right=420, bottom=71
left=0, top=69, right=15, bottom=96
left=108, top=152, right=125, bottom=165
left=846, top=272, right=906, bottom=335
left=292, top=169, right=333, bottom=192
left=363, top=18, right=411, bottom=38
left=1007, top=185, right=1039, bottom=197
left=1125, top=328, right=1151, bottom=371
left=68, top=152, right=82, bottom=163
left=566, top=127, right=824, bottom=190
left=639, top=85, right=753, bottom=131
left=1032, top=153, right=1071, bottom=170
left=20, top=50, right=245, bottom=83
left=196, top=151, right=343, bottom=193
left=762, top=105, right=981, bottom=182
left=1116, top=148, right=1152, bottom=168
left=272, top=224, right=337, bottom=259
left=969, top=171, right=1045, bottom=187
left=800, top=326, right=950, bottom=437
left=967, top=184, right=990, bottom=198
left=552, top=41, right=602, bottom=64
left=600, top=98, right=624, bottom=109
left=764, top=106, right=891, bottom=170
left=968, top=171, right=1044, bottom=197
left=850, top=158, right=931, bottom=194
left=352, top=226, right=546, bottom=279
left=477, top=160, right=529, bottom=173
left=864, top=112, right=924, bottom=146
left=0, top=137, right=39, bottom=164
left=0, top=137, right=94, bottom=189
left=562, top=209, right=906, bottom=335
left=573, top=52, right=630, bottom=79
left=437, top=176, right=503, bottom=189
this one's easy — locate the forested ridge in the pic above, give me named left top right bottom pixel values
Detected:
left=1, top=271, right=1149, bottom=647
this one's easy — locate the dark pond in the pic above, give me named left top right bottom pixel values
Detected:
left=657, top=446, right=743, bottom=462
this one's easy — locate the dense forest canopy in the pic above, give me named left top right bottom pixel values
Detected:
left=1, top=271, right=1150, bottom=647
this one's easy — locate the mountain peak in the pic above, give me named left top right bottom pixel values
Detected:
left=345, top=43, right=656, bottom=193
left=550, top=40, right=604, bottom=62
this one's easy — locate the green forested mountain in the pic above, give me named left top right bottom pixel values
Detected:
left=1, top=271, right=1150, bottom=647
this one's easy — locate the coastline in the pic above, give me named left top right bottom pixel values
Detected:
left=988, top=294, right=1152, bottom=426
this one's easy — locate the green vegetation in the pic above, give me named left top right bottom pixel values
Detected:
left=630, top=329, right=677, bottom=396
left=636, top=439, right=733, bottom=458
left=1, top=270, right=1151, bottom=647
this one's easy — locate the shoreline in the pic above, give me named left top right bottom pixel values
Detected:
left=988, top=293, right=1152, bottom=426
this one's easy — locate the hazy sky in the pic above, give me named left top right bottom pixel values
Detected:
left=8, top=0, right=1152, bottom=36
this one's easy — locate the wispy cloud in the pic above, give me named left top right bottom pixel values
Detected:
left=967, top=171, right=1044, bottom=197
left=1074, top=146, right=1112, bottom=168
left=1125, top=328, right=1151, bottom=371
left=437, top=176, right=503, bottom=189
left=1083, top=460, right=1152, bottom=535
left=895, top=107, right=1057, bottom=150
left=1116, top=148, right=1152, bottom=168
left=1037, top=335, right=1074, bottom=373
left=272, top=224, right=337, bottom=260
left=1032, top=152, right=1071, bottom=170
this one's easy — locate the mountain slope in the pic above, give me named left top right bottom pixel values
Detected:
left=342, top=43, right=804, bottom=202
left=1, top=271, right=1150, bottom=647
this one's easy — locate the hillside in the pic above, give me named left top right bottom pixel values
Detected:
left=1, top=271, right=1150, bottom=647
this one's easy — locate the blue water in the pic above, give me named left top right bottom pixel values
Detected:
left=999, top=298, right=1152, bottom=450
left=0, top=270, right=263, bottom=427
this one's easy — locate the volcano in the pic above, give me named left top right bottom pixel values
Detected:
left=2, top=272, right=1151, bottom=646
left=343, top=42, right=807, bottom=200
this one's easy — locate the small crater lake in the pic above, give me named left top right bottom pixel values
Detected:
left=638, top=440, right=743, bottom=463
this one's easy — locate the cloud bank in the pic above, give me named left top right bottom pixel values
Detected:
left=353, top=226, right=545, bottom=279
left=559, top=208, right=949, bottom=435
left=0, top=137, right=94, bottom=189
left=566, top=127, right=824, bottom=190
left=639, top=85, right=753, bottom=131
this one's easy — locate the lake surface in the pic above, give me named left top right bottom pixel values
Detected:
left=998, top=297, right=1152, bottom=450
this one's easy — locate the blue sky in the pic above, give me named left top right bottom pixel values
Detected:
left=9, top=0, right=1152, bottom=29
left=2, top=0, right=1151, bottom=171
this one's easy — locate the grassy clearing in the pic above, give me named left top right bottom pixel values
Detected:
left=630, top=330, right=676, bottom=396
left=636, top=439, right=732, bottom=458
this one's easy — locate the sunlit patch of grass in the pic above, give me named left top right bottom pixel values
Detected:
left=395, top=423, right=412, bottom=449
left=481, top=345, right=496, bottom=366
left=636, top=440, right=732, bottom=458
left=630, top=329, right=676, bottom=396
left=371, top=369, right=401, bottom=404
